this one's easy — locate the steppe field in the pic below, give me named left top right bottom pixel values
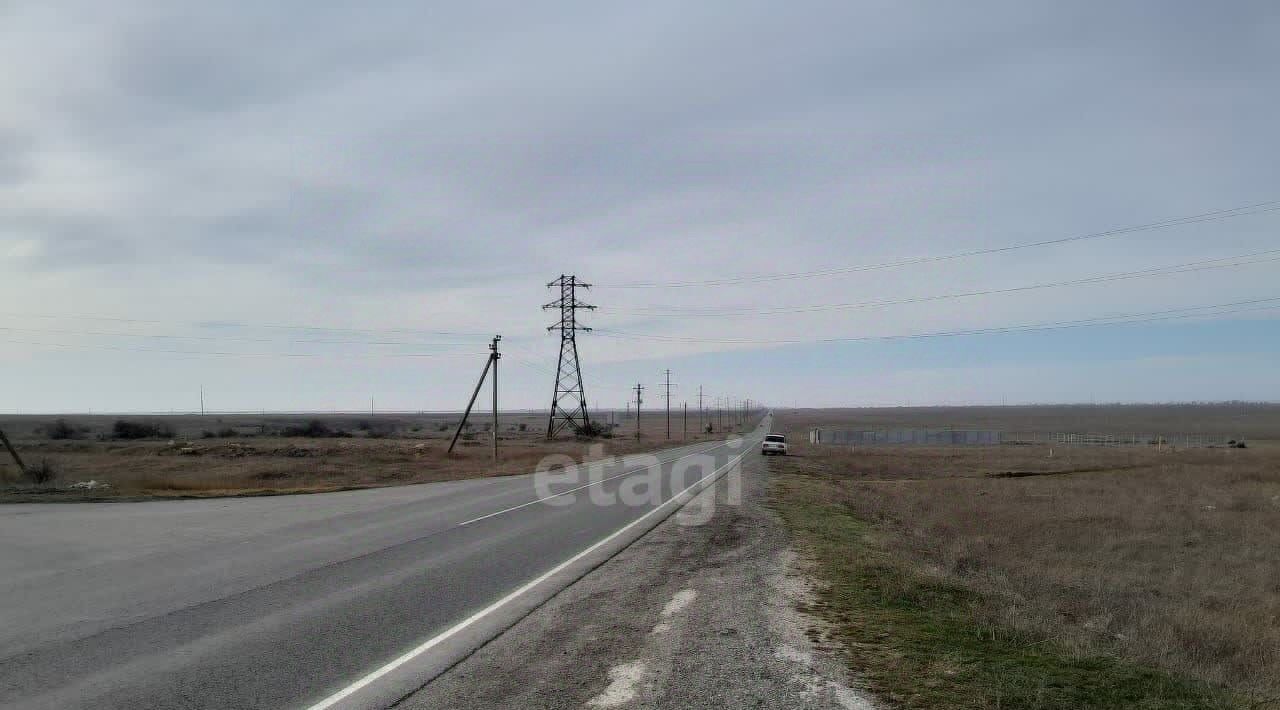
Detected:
left=770, top=403, right=1280, bottom=709
left=0, top=409, right=740, bottom=500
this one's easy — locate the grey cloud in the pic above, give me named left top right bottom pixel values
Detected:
left=3, top=1, right=1278, bottom=312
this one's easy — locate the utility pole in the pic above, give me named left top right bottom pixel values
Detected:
left=491, top=335, right=500, bottom=461
left=200, top=385, right=205, bottom=416
left=0, top=428, right=26, bottom=476
left=448, top=335, right=501, bottom=459
left=683, top=402, right=687, bottom=440
left=544, top=275, right=596, bottom=438
left=633, top=383, right=644, bottom=439
left=697, top=385, right=704, bottom=434
left=664, top=369, right=672, bottom=440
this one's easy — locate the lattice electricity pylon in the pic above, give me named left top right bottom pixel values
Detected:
left=543, top=274, right=596, bottom=438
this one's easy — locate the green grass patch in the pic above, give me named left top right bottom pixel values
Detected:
left=771, top=476, right=1243, bottom=710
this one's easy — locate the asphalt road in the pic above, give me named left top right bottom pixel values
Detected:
left=0, top=422, right=766, bottom=709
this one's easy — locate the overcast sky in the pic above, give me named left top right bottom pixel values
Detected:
left=2, top=1, right=1278, bottom=412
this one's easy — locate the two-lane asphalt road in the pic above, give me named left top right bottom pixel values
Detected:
left=0, top=422, right=766, bottom=709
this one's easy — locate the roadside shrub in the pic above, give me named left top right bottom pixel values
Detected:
left=201, top=430, right=217, bottom=439
left=44, top=418, right=79, bottom=440
left=357, top=420, right=371, bottom=431
left=281, top=420, right=332, bottom=438
left=518, top=423, right=528, bottom=432
left=217, top=428, right=238, bottom=438
left=24, top=458, right=57, bottom=485
left=112, top=420, right=176, bottom=440
left=705, top=423, right=714, bottom=434
left=573, top=421, right=606, bottom=438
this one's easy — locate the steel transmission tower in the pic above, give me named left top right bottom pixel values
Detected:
left=544, top=275, right=596, bottom=437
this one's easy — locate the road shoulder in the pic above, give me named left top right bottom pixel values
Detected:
left=396, top=451, right=874, bottom=709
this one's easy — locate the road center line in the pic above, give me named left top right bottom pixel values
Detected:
left=305, top=443, right=753, bottom=710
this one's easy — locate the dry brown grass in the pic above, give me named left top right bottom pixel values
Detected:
left=781, top=402, right=1280, bottom=441
left=772, top=408, right=1280, bottom=701
left=0, top=410, right=750, bottom=500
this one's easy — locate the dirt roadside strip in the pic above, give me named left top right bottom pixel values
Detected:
left=398, top=451, right=874, bottom=709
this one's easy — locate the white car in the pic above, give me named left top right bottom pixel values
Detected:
left=761, top=433, right=788, bottom=456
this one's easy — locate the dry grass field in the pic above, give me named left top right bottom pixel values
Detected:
left=0, top=409, right=747, bottom=500
left=769, top=405, right=1280, bottom=709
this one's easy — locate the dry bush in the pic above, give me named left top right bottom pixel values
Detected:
left=24, top=458, right=58, bottom=485
left=112, top=420, right=175, bottom=440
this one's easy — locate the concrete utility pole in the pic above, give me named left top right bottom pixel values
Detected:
left=682, top=402, right=687, bottom=440
left=664, top=369, right=672, bottom=440
left=448, top=335, right=501, bottom=460
left=200, top=386, right=205, bottom=417
left=633, top=383, right=644, bottom=440
left=697, top=385, right=704, bottom=433
left=491, top=335, right=500, bottom=461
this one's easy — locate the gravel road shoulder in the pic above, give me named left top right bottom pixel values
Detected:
left=396, top=452, right=875, bottom=709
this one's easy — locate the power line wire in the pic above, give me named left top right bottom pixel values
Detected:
left=0, top=336, right=484, bottom=359
left=604, top=249, right=1280, bottom=318
left=0, top=325, right=477, bottom=349
left=595, top=296, right=1280, bottom=345
left=594, top=200, right=1280, bottom=288
left=0, top=311, right=515, bottom=340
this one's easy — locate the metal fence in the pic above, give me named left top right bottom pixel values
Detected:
left=809, top=428, right=1001, bottom=446
left=810, top=428, right=1244, bottom=448
left=1002, top=432, right=1241, bottom=448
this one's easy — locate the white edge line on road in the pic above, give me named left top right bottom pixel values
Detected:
left=305, top=444, right=752, bottom=710
left=455, top=439, right=734, bottom=527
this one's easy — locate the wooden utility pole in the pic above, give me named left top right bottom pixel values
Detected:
left=697, top=385, right=704, bottom=433
left=633, top=383, right=644, bottom=440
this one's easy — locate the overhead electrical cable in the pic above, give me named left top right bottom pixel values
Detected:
left=594, top=200, right=1280, bottom=288
left=0, top=336, right=484, bottom=359
left=594, top=296, right=1280, bottom=345
left=604, top=249, right=1280, bottom=318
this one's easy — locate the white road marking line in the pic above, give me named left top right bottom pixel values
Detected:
left=651, top=589, right=697, bottom=634
left=457, top=441, right=732, bottom=527
left=585, top=660, right=647, bottom=708
left=305, top=445, right=752, bottom=710
left=660, top=589, right=697, bottom=618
